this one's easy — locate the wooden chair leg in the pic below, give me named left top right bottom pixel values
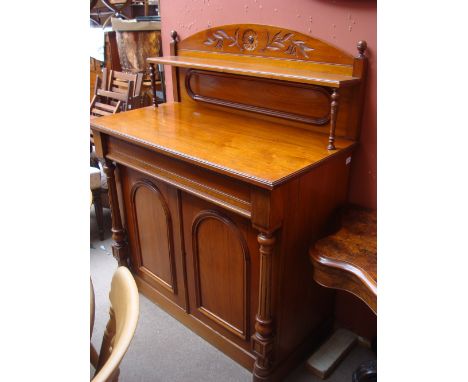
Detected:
left=92, top=188, right=104, bottom=241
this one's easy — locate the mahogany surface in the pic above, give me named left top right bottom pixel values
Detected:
left=310, top=207, right=377, bottom=314
left=91, top=104, right=355, bottom=188
left=148, top=55, right=359, bottom=88
left=176, top=24, right=356, bottom=67
left=91, top=24, right=367, bottom=382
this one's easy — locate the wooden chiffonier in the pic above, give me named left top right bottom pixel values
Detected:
left=91, top=24, right=367, bottom=382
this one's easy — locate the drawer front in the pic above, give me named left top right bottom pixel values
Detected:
left=107, top=136, right=252, bottom=219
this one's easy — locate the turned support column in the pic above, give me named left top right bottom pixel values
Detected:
left=170, top=30, right=181, bottom=102
left=327, top=89, right=339, bottom=150
left=158, top=63, right=167, bottom=103
left=252, top=232, right=276, bottom=381
left=103, top=159, right=128, bottom=267
left=149, top=62, right=159, bottom=108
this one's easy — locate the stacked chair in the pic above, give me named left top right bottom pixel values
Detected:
left=90, top=69, right=143, bottom=240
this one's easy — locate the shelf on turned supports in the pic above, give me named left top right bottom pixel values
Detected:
left=147, top=55, right=361, bottom=88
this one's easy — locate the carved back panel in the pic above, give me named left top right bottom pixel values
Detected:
left=178, top=24, right=355, bottom=70
left=175, top=24, right=367, bottom=140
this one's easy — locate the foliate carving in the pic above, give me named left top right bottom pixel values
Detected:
left=285, top=39, right=315, bottom=58
left=203, top=28, right=315, bottom=58
left=265, top=31, right=315, bottom=58
left=264, top=31, right=293, bottom=51
left=204, top=29, right=242, bottom=50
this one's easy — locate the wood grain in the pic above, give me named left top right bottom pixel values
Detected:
left=92, top=24, right=369, bottom=382
left=91, top=104, right=356, bottom=189
left=310, top=207, right=377, bottom=314
left=185, top=69, right=331, bottom=125
left=148, top=55, right=359, bottom=88
left=121, top=167, right=187, bottom=309
left=102, top=159, right=129, bottom=267
left=177, top=24, right=355, bottom=66
left=131, top=180, right=177, bottom=292
left=183, top=193, right=260, bottom=351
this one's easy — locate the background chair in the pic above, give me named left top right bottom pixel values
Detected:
left=104, top=68, right=143, bottom=110
left=91, top=267, right=139, bottom=382
left=90, top=167, right=106, bottom=240
left=90, top=75, right=133, bottom=118
left=90, top=74, right=133, bottom=240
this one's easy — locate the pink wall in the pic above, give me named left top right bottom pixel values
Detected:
left=159, top=0, right=376, bottom=209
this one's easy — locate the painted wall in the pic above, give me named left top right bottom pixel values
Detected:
left=159, top=0, right=377, bottom=208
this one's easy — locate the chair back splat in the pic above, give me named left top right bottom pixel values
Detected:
left=91, top=267, right=139, bottom=382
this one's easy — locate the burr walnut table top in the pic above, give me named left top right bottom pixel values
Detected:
left=310, top=207, right=377, bottom=314
left=91, top=103, right=355, bottom=189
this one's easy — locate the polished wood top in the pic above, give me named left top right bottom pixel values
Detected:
left=310, top=207, right=376, bottom=313
left=91, top=103, right=355, bottom=189
left=148, top=56, right=360, bottom=88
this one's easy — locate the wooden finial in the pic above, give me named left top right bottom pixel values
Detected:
left=169, top=30, right=180, bottom=101
left=170, top=30, right=179, bottom=55
left=357, top=40, right=367, bottom=58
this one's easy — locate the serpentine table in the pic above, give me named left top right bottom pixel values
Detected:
left=91, top=24, right=367, bottom=382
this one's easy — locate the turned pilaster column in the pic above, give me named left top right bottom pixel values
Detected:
left=103, top=159, right=128, bottom=267
left=149, top=62, right=159, bottom=108
left=252, top=232, right=276, bottom=381
left=327, top=89, right=339, bottom=150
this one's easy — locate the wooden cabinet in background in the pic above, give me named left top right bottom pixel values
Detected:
left=92, top=24, right=367, bottom=381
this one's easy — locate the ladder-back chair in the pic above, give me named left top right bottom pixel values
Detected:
left=103, top=68, right=143, bottom=110
left=90, top=75, right=133, bottom=118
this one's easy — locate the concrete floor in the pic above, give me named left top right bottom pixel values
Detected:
left=90, top=207, right=375, bottom=381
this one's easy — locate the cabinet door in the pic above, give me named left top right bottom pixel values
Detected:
left=121, top=167, right=186, bottom=309
left=182, top=192, right=259, bottom=349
